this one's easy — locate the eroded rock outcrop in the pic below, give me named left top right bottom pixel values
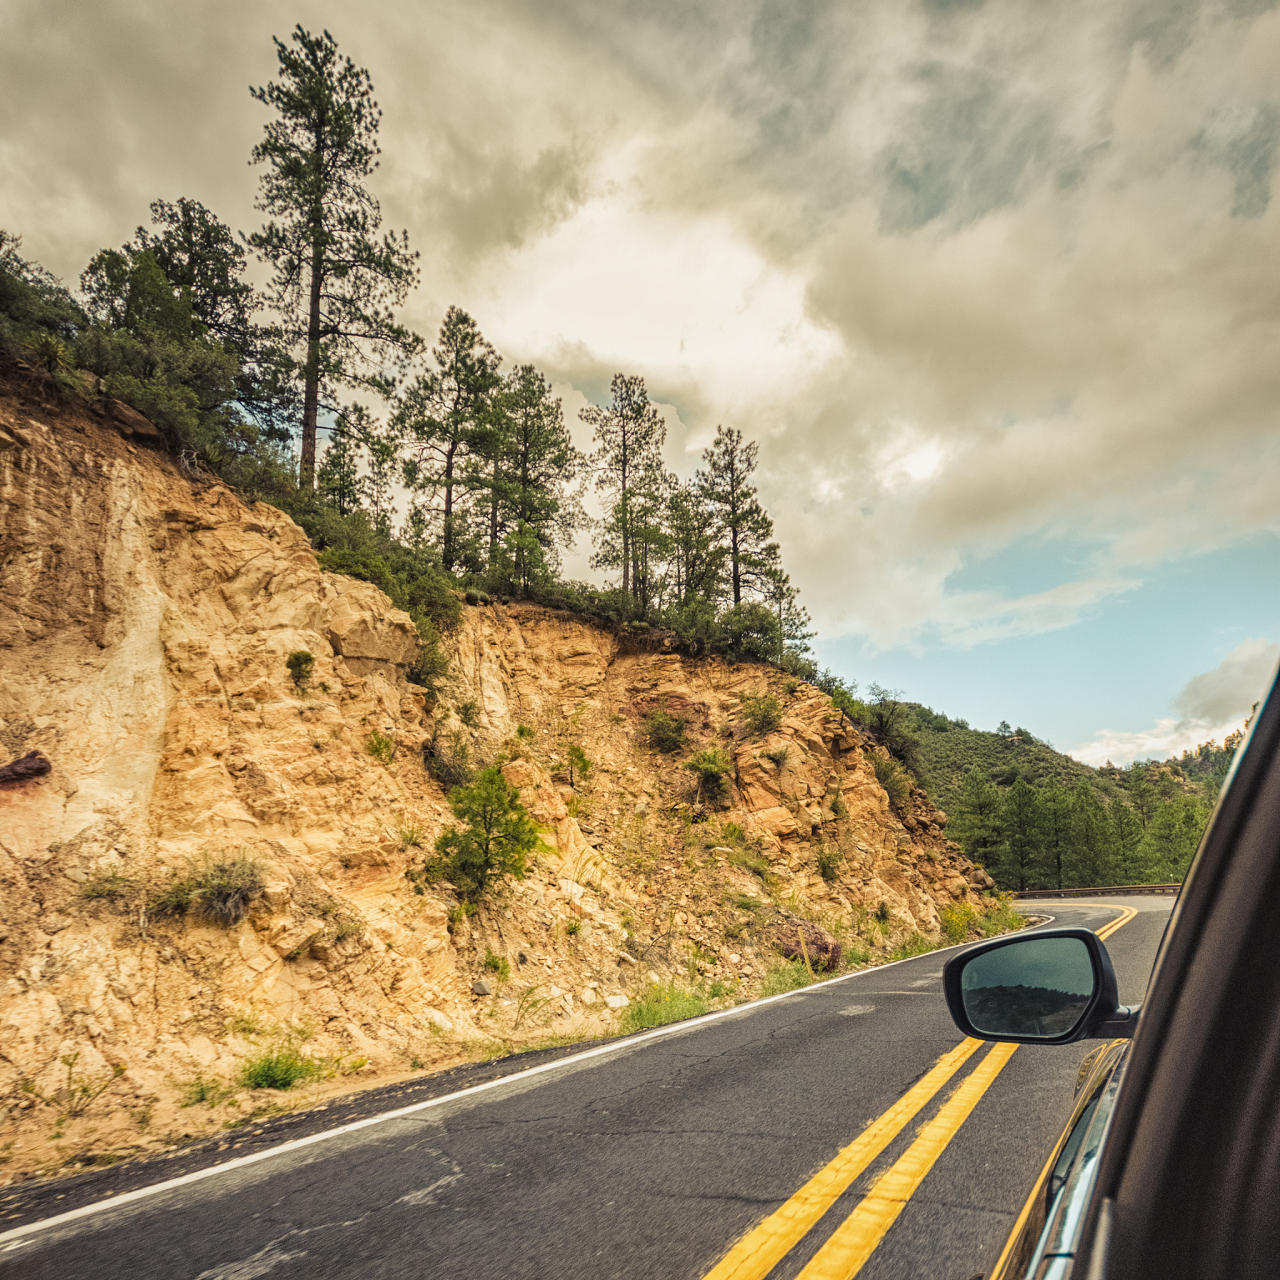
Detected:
left=0, top=385, right=991, bottom=1182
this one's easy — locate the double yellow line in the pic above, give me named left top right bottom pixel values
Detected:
left=703, top=905, right=1138, bottom=1280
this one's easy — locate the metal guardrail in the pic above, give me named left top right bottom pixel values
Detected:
left=1013, top=884, right=1181, bottom=899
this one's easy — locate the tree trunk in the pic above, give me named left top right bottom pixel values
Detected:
left=300, top=234, right=324, bottom=490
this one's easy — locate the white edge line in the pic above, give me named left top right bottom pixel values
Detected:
left=0, top=910, right=1063, bottom=1249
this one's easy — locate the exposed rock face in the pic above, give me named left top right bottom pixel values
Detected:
left=0, top=386, right=990, bottom=1182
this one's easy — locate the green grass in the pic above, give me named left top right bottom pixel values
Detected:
left=761, top=960, right=815, bottom=996
left=620, top=982, right=710, bottom=1032
left=179, top=1073, right=238, bottom=1108
left=237, top=1045, right=325, bottom=1090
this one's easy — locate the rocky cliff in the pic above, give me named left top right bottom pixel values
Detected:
left=0, top=381, right=994, bottom=1182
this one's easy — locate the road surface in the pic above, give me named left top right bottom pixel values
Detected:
left=0, top=897, right=1171, bottom=1280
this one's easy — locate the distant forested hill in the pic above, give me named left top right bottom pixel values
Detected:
left=908, top=707, right=1108, bottom=817
left=900, top=703, right=1236, bottom=893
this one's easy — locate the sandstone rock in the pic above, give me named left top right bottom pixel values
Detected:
left=472, top=980, right=493, bottom=996
left=39, top=914, right=72, bottom=934
left=604, top=995, right=630, bottom=1009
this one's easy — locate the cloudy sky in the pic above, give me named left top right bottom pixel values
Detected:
left=4, top=0, right=1279, bottom=763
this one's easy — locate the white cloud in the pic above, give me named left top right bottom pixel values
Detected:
left=1069, top=637, right=1279, bottom=766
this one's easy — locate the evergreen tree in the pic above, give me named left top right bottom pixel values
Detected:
left=478, top=363, right=583, bottom=591
left=315, top=415, right=367, bottom=516
left=1127, top=764, right=1160, bottom=829
left=1070, top=779, right=1116, bottom=888
left=582, top=374, right=668, bottom=604
left=1040, top=779, right=1076, bottom=891
left=1001, top=776, right=1045, bottom=891
left=694, top=425, right=781, bottom=606
left=248, top=26, right=420, bottom=488
left=1144, top=794, right=1206, bottom=881
left=950, top=767, right=1005, bottom=870
left=409, top=767, right=539, bottom=906
left=664, top=481, right=726, bottom=608
left=394, top=307, right=502, bottom=572
left=1111, top=800, right=1146, bottom=883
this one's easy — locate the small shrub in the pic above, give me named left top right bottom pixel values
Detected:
left=423, top=728, right=473, bottom=787
left=831, top=788, right=848, bottom=820
left=873, top=757, right=911, bottom=810
left=457, top=699, right=480, bottom=728
left=686, top=748, right=732, bottom=805
left=399, top=824, right=424, bottom=849
left=150, top=856, right=264, bottom=926
left=783, top=679, right=800, bottom=695
left=408, top=767, right=539, bottom=905
left=939, top=903, right=978, bottom=945
left=643, top=709, right=687, bottom=754
left=763, top=746, right=790, bottom=770
left=709, top=980, right=730, bottom=997
left=729, top=848, right=770, bottom=880
left=81, top=872, right=133, bottom=899
left=477, top=592, right=491, bottom=605
left=875, top=900, right=891, bottom=925
left=565, top=918, right=581, bottom=937
left=741, top=692, right=783, bottom=737
left=620, top=981, right=709, bottom=1032
left=483, top=947, right=511, bottom=980
left=285, top=650, right=314, bottom=691
left=977, top=893, right=1026, bottom=938
left=720, top=821, right=746, bottom=845
left=516, top=724, right=534, bottom=740
left=567, top=743, right=591, bottom=787
left=465, top=590, right=480, bottom=605
left=761, top=960, right=814, bottom=996
left=366, top=729, right=396, bottom=766
left=817, top=845, right=842, bottom=883
left=238, top=1044, right=324, bottom=1090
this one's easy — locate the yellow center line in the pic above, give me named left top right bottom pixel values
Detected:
left=700, top=1037, right=985, bottom=1280
left=701, top=903, right=1139, bottom=1280
left=793, top=1041, right=1021, bottom=1280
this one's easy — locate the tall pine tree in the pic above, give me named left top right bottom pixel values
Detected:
left=249, top=26, right=419, bottom=488
left=394, top=307, right=502, bottom=572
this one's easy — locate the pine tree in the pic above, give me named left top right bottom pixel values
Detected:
left=950, top=767, right=1005, bottom=870
left=582, top=374, right=669, bottom=605
left=248, top=26, right=420, bottom=488
left=478, top=364, right=583, bottom=591
left=1070, top=780, right=1116, bottom=888
left=1001, top=776, right=1045, bottom=891
left=1111, top=801, right=1146, bottom=883
left=1144, top=794, right=1207, bottom=881
left=1040, top=779, right=1076, bottom=891
left=694, top=425, right=781, bottom=606
left=665, top=482, right=726, bottom=608
left=315, top=414, right=367, bottom=516
left=394, top=307, right=502, bottom=572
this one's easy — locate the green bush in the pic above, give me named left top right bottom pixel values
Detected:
left=465, top=590, right=480, bottom=605
left=873, top=757, right=911, bottom=811
left=483, top=947, right=511, bottom=980
left=150, top=856, right=264, bottom=926
left=686, top=748, right=732, bottom=805
left=939, top=903, right=977, bottom=946
left=741, top=692, right=783, bottom=736
left=763, top=746, right=790, bottom=770
left=238, top=1044, right=324, bottom=1090
left=457, top=699, right=480, bottom=728
left=366, top=729, right=395, bottom=766
left=643, top=709, right=688, bottom=754
left=567, top=743, right=591, bottom=786
left=285, top=649, right=314, bottom=691
left=620, top=981, right=709, bottom=1032
left=817, top=845, right=842, bottom=883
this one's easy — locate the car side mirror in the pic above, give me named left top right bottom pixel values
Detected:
left=942, top=928, right=1138, bottom=1045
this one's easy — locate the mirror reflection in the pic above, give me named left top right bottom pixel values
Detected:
left=961, top=937, right=1096, bottom=1039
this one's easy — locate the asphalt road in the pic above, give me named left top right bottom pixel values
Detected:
left=0, top=898, right=1172, bottom=1280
